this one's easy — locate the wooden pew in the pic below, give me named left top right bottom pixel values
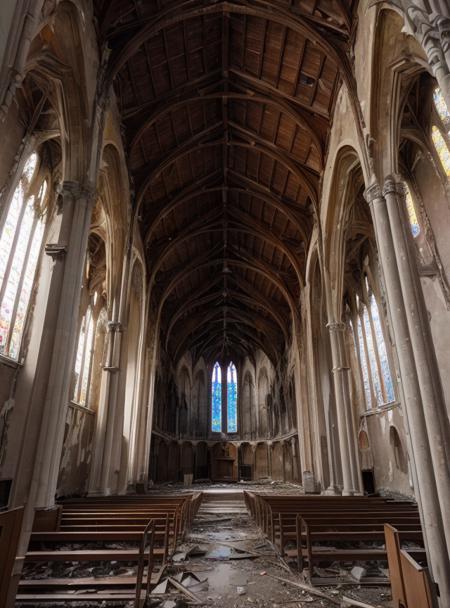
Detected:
left=244, top=492, right=425, bottom=582
left=0, top=507, right=24, bottom=607
left=17, top=492, right=203, bottom=605
left=384, top=524, right=433, bottom=608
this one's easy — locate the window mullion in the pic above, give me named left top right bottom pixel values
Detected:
left=4, top=215, right=38, bottom=355
left=222, top=364, right=227, bottom=433
left=0, top=192, right=28, bottom=306
left=76, top=311, right=90, bottom=403
left=359, top=308, right=375, bottom=408
left=352, top=315, right=367, bottom=408
left=366, top=297, right=387, bottom=404
left=84, top=317, right=96, bottom=408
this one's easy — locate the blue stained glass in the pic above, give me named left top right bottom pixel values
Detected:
left=363, top=304, right=383, bottom=405
left=370, top=295, right=395, bottom=403
left=356, top=315, right=372, bottom=409
left=211, top=362, right=222, bottom=432
left=227, top=362, right=238, bottom=432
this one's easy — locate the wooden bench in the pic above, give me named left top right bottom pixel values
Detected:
left=244, top=492, right=425, bottom=581
left=0, top=507, right=24, bottom=607
left=384, top=523, right=433, bottom=608
left=17, top=492, right=203, bottom=605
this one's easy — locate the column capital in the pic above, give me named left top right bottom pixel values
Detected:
left=382, top=175, right=404, bottom=198
left=59, top=180, right=96, bottom=202
left=364, top=181, right=383, bottom=205
left=326, top=321, right=346, bottom=333
left=107, top=321, right=123, bottom=333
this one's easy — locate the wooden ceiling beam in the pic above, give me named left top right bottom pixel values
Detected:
left=149, top=204, right=304, bottom=290
left=173, top=315, right=280, bottom=363
left=145, top=183, right=309, bottom=246
left=105, top=0, right=347, bottom=84
left=157, top=252, right=297, bottom=325
left=128, top=92, right=323, bottom=162
left=136, top=136, right=318, bottom=211
left=164, top=282, right=289, bottom=351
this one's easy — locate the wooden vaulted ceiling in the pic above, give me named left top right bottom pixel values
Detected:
left=95, top=0, right=355, bottom=363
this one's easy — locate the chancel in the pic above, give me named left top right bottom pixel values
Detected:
left=0, top=1, right=449, bottom=607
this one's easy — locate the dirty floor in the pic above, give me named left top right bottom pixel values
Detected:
left=153, top=489, right=394, bottom=608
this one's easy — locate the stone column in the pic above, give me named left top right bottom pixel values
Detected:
left=90, top=242, right=133, bottom=495
left=327, top=321, right=362, bottom=495
left=31, top=182, right=95, bottom=507
left=365, top=180, right=450, bottom=606
left=383, top=177, right=450, bottom=541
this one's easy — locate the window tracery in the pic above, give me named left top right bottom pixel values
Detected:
left=211, top=361, right=238, bottom=433
left=352, top=277, right=395, bottom=410
left=0, top=152, right=48, bottom=360
left=211, top=361, right=222, bottom=432
left=227, top=362, right=238, bottom=433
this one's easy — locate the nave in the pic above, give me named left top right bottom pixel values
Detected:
left=0, top=0, right=449, bottom=606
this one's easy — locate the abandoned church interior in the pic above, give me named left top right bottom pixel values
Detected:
left=0, top=1, right=449, bottom=607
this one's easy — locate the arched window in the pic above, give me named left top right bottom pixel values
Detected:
left=211, top=361, right=238, bottom=433
left=404, top=183, right=420, bottom=238
left=353, top=277, right=395, bottom=410
left=431, top=87, right=450, bottom=177
left=227, top=362, right=238, bottom=432
left=211, top=361, right=222, bottom=432
left=0, top=153, right=48, bottom=360
left=73, top=306, right=95, bottom=406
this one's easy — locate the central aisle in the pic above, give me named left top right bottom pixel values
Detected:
left=161, top=488, right=394, bottom=608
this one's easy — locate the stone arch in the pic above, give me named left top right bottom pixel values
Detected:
left=322, top=145, right=366, bottom=321
left=358, top=429, right=374, bottom=470
left=389, top=426, right=408, bottom=474
left=25, top=0, right=93, bottom=182
left=257, top=367, right=270, bottom=438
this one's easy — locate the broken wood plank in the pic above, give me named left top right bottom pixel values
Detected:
left=264, top=574, right=340, bottom=605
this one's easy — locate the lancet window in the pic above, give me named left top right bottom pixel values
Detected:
left=0, top=152, right=48, bottom=360
left=352, top=276, right=395, bottom=410
left=211, top=361, right=238, bottom=433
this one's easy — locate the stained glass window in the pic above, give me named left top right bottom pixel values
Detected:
left=404, top=184, right=420, bottom=238
left=432, top=88, right=450, bottom=177
left=370, top=294, right=395, bottom=403
left=211, top=361, right=222, bottom=432
left=0, top=153, right=47, bottom=360
left=353, top=285, right=395, bottom=409
left=431, top=126, right=450, bottom=176
left=227, top=362, right=238, bottom=432
left=356, top=315, right=372, bottom=408
left=433, top=88, right=450, bottom=131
